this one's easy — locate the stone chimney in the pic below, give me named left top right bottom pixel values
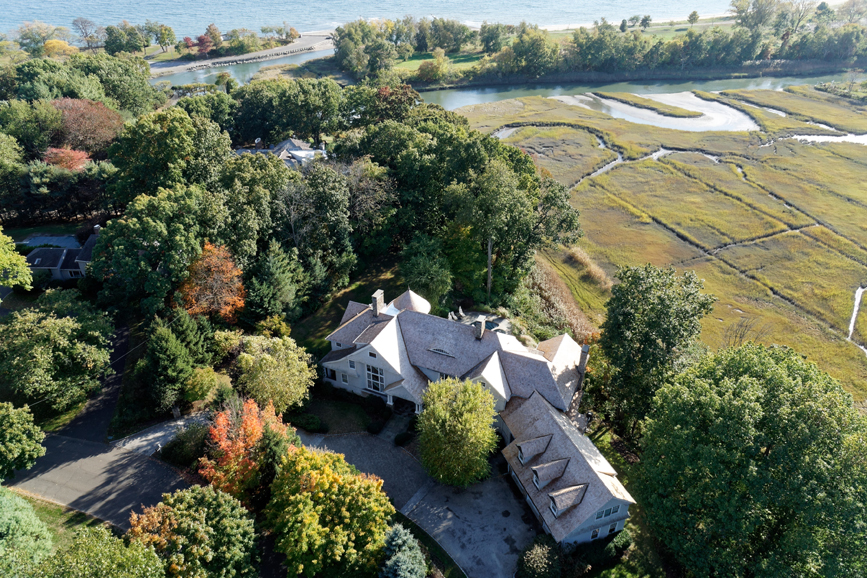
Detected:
left=474, top=314, right=486, bottom=340
left=372, top=289, right=385, bottom=317
left=577, top=344, right=590, bottom=375
left=93, top=224, right=101, bottom=235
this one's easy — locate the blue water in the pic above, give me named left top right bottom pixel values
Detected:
left=2, top=0, right=732, bottom=39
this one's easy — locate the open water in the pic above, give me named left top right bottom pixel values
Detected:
left=3, top=0, right=732, bottom=39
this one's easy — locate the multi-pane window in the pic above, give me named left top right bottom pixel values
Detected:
left=341, top=373, right=348, bottom=383
left=608, top=523, right=617, bottom=534
left=604, top=508, right=612, bottom=517
left=349, top=360, right=356, bottom=369
left=591, top=528, right=599, bottom=539
left=612, top=505, right=620, bottom=514
left=596, top=510, right=604, bottom=520
left=369, top=351, right=377, bottom=358
left=366, top=365, right=384, bottom=392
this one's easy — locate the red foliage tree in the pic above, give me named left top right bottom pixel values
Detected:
left=198, top=398, right=293, bottom=506
left=196, top=34, right=213, bottom=56
left=43, top=147, right=90, bottom=171
left=183, top=36, right=195, bottom=49
left=51, top=98, right=124, bottom=155
left=177, top=243, right=245, bottom=323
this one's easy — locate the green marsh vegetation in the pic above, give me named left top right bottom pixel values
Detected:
left=595, top=92, right=703, bottom=118
left=462, top=87, right=867, bottom=404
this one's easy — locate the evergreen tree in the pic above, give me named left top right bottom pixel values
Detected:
left=246, top=241, right=307, bottom=321
left=379, top=524, right=425, bottom=578
left=196, top=315, right=216, bottom=364
left=171, top=308, right=207, bottom=365
left=147, top=320, right=194, bottom=412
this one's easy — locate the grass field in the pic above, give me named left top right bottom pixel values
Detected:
left=460, top=86, right=867, bottom=402
left=15, top=491, right=109, bottom=553
left=395, top=51, right=484, bottom=71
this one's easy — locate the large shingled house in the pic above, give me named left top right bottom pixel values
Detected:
left=320, top=289, right=635, bottom=545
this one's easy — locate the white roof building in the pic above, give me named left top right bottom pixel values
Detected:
left=320, top=289, right=634, bottom=544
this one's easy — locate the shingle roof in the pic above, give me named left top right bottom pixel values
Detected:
left=326, top=308, right=394, bottom=345
left=320, top=346, right=357, bottom=364
left=26, top=248, right=65, bottom=269
left=516, top=435, right=552, bottom=461
left=60, top=249, right=81, bottom=271
left=532, top=458, right=569, bottom=483
left=502, top=391, right=634, bottom=542
left=340, top=301, right=370, bottom=325
left=76, top=234, right=99, bottom=264
left=391, top=289, right=431, bottom=314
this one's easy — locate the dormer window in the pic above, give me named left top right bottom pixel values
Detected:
left=533, top=471, right=541, bottom=490
left=34, top=258, right=41, bottom=265
left=336, top=342, right=343, bottom=348
left=518, top=447, right=525, bottom=465
left=549, top=499, right=560, bottom=518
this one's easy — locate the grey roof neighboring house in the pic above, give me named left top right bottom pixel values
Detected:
left=27, top=248, right=67, bottom=269
left=502, top=391, right=635, bottom=543
left=60, top=248, right=81, bottom=271
left=236, top=137, right=325, bottom=168
left=76, top=233, right=99, bottom=265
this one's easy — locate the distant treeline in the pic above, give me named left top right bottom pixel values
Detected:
left=333, top=3, right=867, bottom=84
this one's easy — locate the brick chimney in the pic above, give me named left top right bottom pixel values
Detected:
left=372, top=290, right=385, bottom=316
left=474, top=315, right=486, bottom=340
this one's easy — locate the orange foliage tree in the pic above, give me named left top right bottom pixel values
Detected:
left=178, top=242, right=245, bottom=323
left=198, top=398, right=297, bottom=508
left=43, top=147, right=90, bottom=171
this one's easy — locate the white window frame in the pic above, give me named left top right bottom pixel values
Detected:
left=612, top=504, right=620, bottom=514
left=368, top=351, right=377, bottom=358
left=591, top=528, right=600, bottom=540
left=366, top=364, right=384, bottom=392
left=549, top=501, right=559, bottom=518
left=608, top=523, right=617, bottom=534
left=604, top=507, right=612, bottom=517
left=341, top=373, right=348, bottom=383
left=518, top=447, right=526, bottom=465
left=532, top=471, right=541, bottom=490
left=595, top=510, right=604, bottom=520
left=336, top=342, right=342, bottom=347
left=349, top=360, right=356, bottom=369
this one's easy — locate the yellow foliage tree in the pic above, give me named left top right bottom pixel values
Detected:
left=43, top=39, right=78, bottom=57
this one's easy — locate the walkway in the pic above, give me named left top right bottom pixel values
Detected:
left=113, top=413, right=209, bottom=457
left=4, top=326, right=188, bottom=530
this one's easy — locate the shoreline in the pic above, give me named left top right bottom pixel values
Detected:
left=149, top=33, right=334, bottom=79
left=412, top=60, right=865, bottom=94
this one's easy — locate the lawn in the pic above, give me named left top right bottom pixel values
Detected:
left=304, top=397, right=370, bottom=434
left=3, top=222, right=84, bottom=242
left=461, top=89, right=867, bottom=401
left=596, top=92, right=702, bottom=118
left=293, top=258, right=405, bottom=359
left=15, top=491, right=109, bottom=553
left=395, top=51, right=484, bottom=71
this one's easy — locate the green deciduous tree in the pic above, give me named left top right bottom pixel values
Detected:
left=32, top=527, right=163, bottom=578
left=418, top=378, right=498, bottom=487
left=599, top=265, right=715, bottom=437
left=146, top=320, right=194, bottom=412
left=176, top=91, right=237, bottom=135
left=637, top=344, right=867, bottom=577
left=0, top=403, right=45, bottom=480
left=236, top=335, right=316, bottom=413
left=129, top=485, right=258, bottom=578
left=398, top=234, right=452, bottom=309
left=0, top=226, right=31, bottom=289
left=480, top=22, right=507, bottom=53
left=689, top=11, right=701, bottom=26
left=267, top=446, right=395, bottom=577
left=0, top=290, right=113, bottom=412
left=0, top=99, right=63, bottom=159
left=0, top=486, right=53, bottom=573
left=91, top=184, right=204, bottom=315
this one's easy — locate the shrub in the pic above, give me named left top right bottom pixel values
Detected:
left=159, top=422, right=209, bottom=469
left=128, top=485, right=258, bottom=578
left=32, top=526, right=163, bottom=578
left=516, top=535, right=561, bottom=578
left=0, top=487, right=53, bottom=572
left=288, top=413, right=328, bottom=433
left=367, top=419, right=385, bottom=434
left=184, top=367, right=229, bottom=403
left=380, top=524, right=426, bottom=578
left=394, top=432, right=413, bottom=446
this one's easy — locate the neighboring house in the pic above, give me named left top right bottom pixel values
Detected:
left=236, top=137, right=326, bottom=168
left=24, top=226, right=100, bottom=281
left=321, top=289, right=635, bottom=544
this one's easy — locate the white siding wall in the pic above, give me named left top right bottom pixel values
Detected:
left=323, top=346, right=409, bottom=403
left=561, top=501, right=631, bottom=545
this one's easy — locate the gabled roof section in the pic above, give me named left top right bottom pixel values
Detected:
left=532, top=458, right=569, bottom=483
left=391, top=289, right=431, bottom=314
left=501, top=350, right=572, bottom=411
left=340, top=301, right=370, bottom=325
left=462, top=351, right=512, bottom=400
left=516, top=434, right=552, bottom=461
left=326, top=307, right=393, bottom=346
left=502, top=391, right=634, bottom=542
left=26, top=248, right=65, bottom=269
left=320, top=346, right=357, bottom=364
left=549, top=484, right=588, bottom=512
left=76, top=234, right=99, bottom=264
left=60, top=248, right=81, bottom=271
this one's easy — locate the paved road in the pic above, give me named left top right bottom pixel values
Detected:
left=113, top=413, right=209, bottom=457
left=58, top=326, right=129, bottom=443
left=7, top=435, right=187, bottom=529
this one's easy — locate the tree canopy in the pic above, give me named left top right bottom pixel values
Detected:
left=0, top=403, right=45, bottom=480
left=0, top=226, right=31, bottom=289
left=32, top=527, right=164, bottom=578
left=637, top=344, right=867, bottom=577
left=235, top=335, right=316, bottom=413
left=418, top=378, right=498, bottom=487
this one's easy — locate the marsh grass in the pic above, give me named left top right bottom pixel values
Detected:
left=722, top=88, right=867, bottom=133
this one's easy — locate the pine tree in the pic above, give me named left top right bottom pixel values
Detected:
left=246, top=241, right=306, bottom=321
left=147, top=320, right=194, bottom=412
left=196, top=315, right=215, bottom=364
left=171, top=308, right=207, bottom=365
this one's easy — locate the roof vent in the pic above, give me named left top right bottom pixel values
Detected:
left=429, top=347, right=455, bottom=358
